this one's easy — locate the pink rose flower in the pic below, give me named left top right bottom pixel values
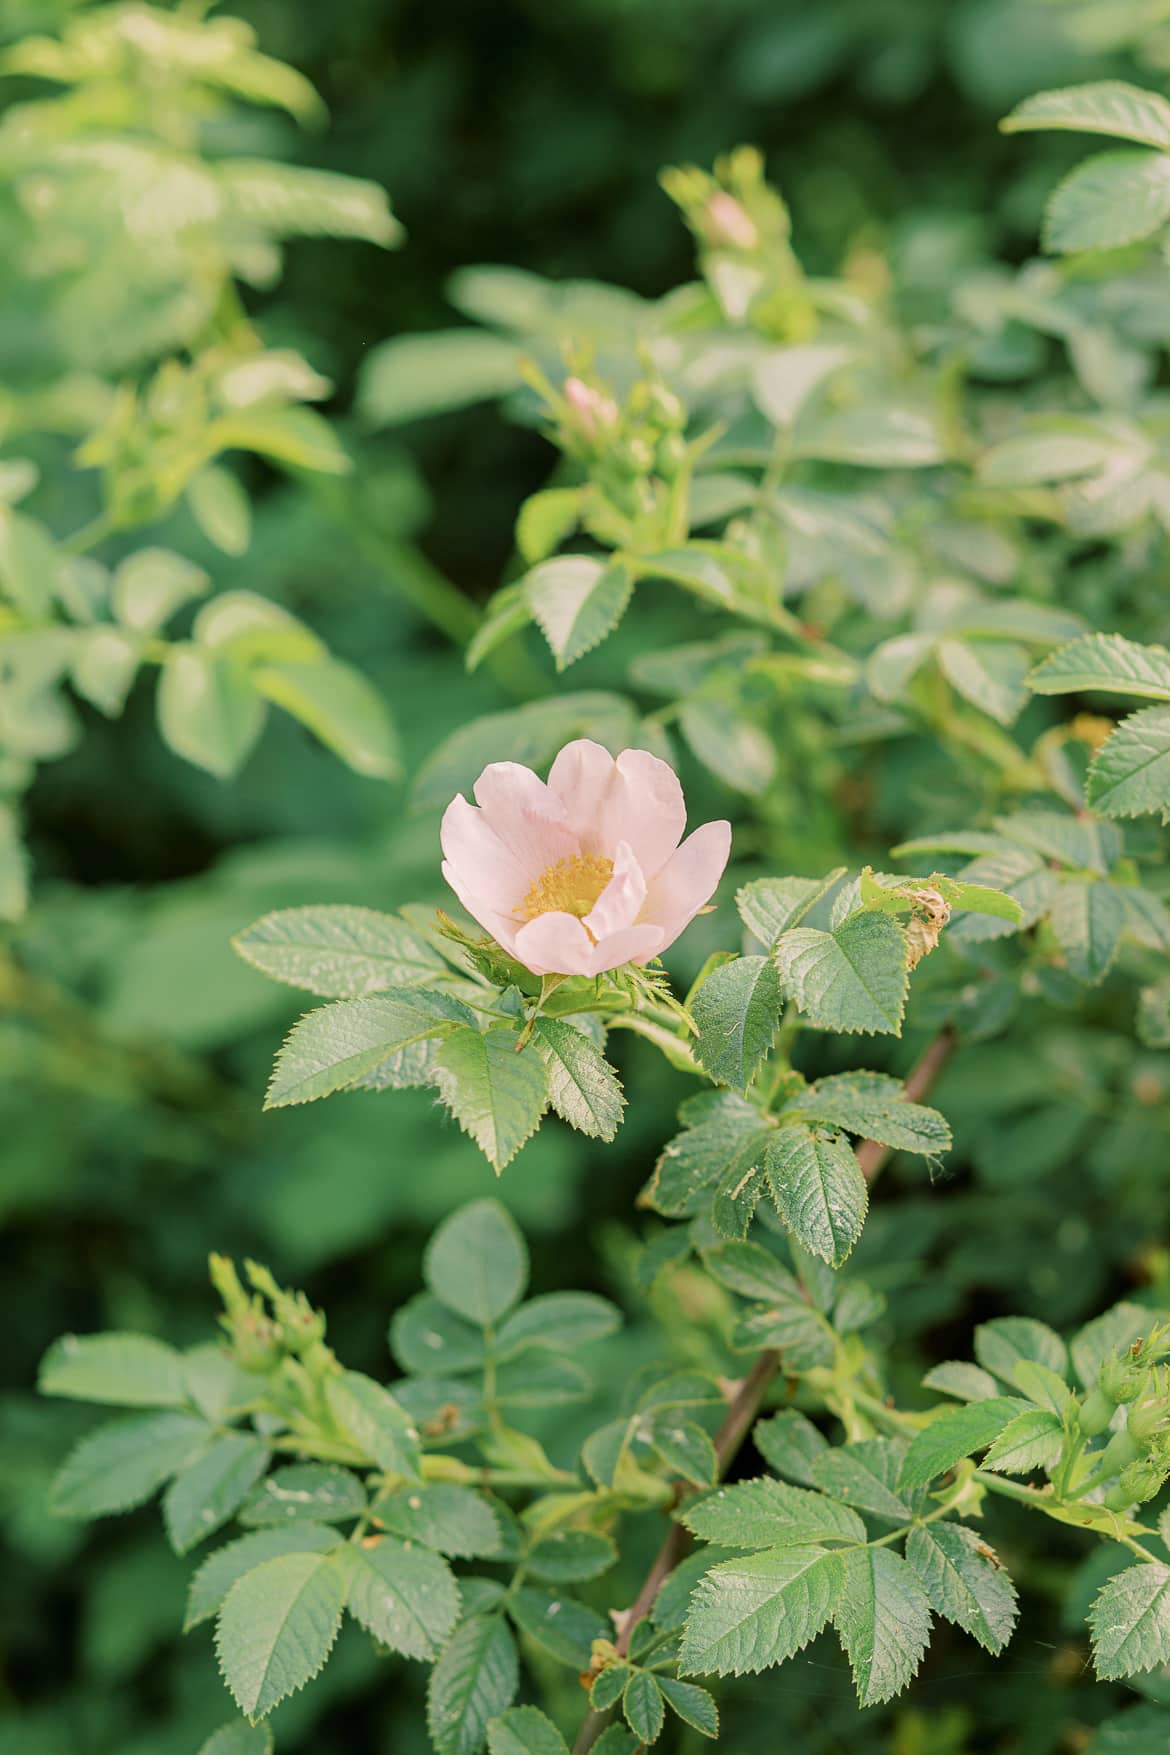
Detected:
left=440, top=740, right=731, bottom=978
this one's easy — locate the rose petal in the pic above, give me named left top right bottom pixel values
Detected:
left=473, top=761, right=578, bottom=874
left=584, top=839, right=646, bottom=940
left=440, top=794, right=530, bottom=911
left=588, top=922, right=665, bottom=974
left=440, top=859, right=522, bottom=953
left=547, top=740, right=684, bottom=879
left=512, top=911, right=598, bottom=977
left=642, top=819, right=732, bottom=951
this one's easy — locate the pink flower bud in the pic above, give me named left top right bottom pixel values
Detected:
left=705, top=192, right=759, bottom=251
left=562, top=376, right=619, bottom=441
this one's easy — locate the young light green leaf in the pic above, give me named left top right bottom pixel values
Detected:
left=339, top=1535, right=460, bottom=1658
left=433, top=1027, right=550, bottom=1171
left=679, top=698, right=777, bottom=795
left=981, top=1410, right=1064, bottom=1475
left=938, top=638, right=1031, bottom=726
left=39, top=1332, right=189, bottom=1407
left=651, top=1420, right=718, bottom=1487
left=467, top=585, right=533, bottom=673
left=1028, top=633, right=1170, bottom=701
left=215, top=1549, right=346, bottom=1719
left=266, top=989, right=473, bottom=1106
left=163, top=1433, right=269, bottom=1554
left=921, top=1362, right=1000, bottom=1403
left=1071, top=1301, right=1161, bottom=1389
left=376, top=1483, right=500, bottom=1558
left=187, top=464, right=252, bottom=556
left=764, top=1125, right=868, bottom=1267
left=186, top=1524, right=341, bottom=1630
left=324, top=1371, right=420, bottom=1478
left=1044, top=152, right=1170, bottom=253
left=679, top=1544, right=845, bottom=1676
left=658, top=1676, right=719, bottom=1738
left=680, top=1477, right=866, bottom=1549
left=906, top=1522, right=1017, bottom=1653
left=525, top=556, right=632, bottom=670
left=253, top=656, right=400, bottom=779
left=113, top=548, right=209, bottom=634
left=50, top=1410, right=209, bottom=1519
left=233, top=906, right=446, bottom=997
left=692, top=955, right=782, bottom=1091
left=774, top=911, right=909, bottom=1036
left=157, top=647, right=266, bottom=778
left=751, top=343, right=853, bottom=426
left=516, top=487, right=584, bottom=566
left=1090, top=1563, right=1170, bottom=1679
left=359, top=330, right=521, bottom=425
left=239, top=1464, right=367, bottom=1527
left=425, top=1197, right=528, bottom=1324
left=495, top=1291, right=620, bottom=1357
left=1002, top=81, right=1170, bottom=150
left=899, top=1398, right=1031, bottom=1489
left=197, top=1724, right=272, bottom=1755
left=532, top=1018, right=625, bottom=1141
left=1087, top=708, right=1170, bottom=819
left=833, top=1546, right=932, bottom=1707
left=487, top=1705, right=570, bottom=1755
left=622, top=1672, right=665, bottom=1745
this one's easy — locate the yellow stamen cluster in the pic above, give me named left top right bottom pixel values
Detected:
left=519, top=853, right=614, bottom=923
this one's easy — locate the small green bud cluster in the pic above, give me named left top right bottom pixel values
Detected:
left=210, top=1252, right=332, bottom=1379
left=1078, top=1331, right=1170, bottom=1509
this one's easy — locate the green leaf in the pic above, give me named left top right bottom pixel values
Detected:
left=680, top=1477, right=866, bottom=1548
left=774, top=911, right=909, bottom=1036
left=1088, top=708, right=1170, bottom=819
left=1013, top=1360, right=1076, bottom=1417
left=239, top=1464, right=367, bottom=1527
left=938, top=638, right=1031, bottom=726
left=0, top=505, right=59, bottom=613
left=428, top=1614, right=519, bottom=1755
left=508, top=1587, right=607, bottom=1667
left=658, top=1676, right=719, bottom=1738
left=1044, top=151, right=1170, bottom=253
left=112, top=548, right=209, bottom=634
left=623, top=1672, right=665, bottom=1744
left=906, top=1523, right=1017, bottom=1653
left=532, top=1018, right=625, bottom=1141
left=1002, top=81, right=1170, bottom=150
left=736, top=871, right=844, bottom=948
left=215, top=1549, right=346, bottom=1719
left=1084, top=1704, right=1170, bottom=1754
left=214, top=404, right=351, bottom=474
left=39, top=1333, right=188, bottom=1407
left=525, top=556, right=632, bottom=670
left=495, top=1291, right=620, bottom=1357
left=390, top=1292, right=487, bottom=1375
left=679, top=697, right=777, bottom=795
left=692, top=955, right=782, bottom=1091
left=324, top=1371, right=420, bottom=1477
left=765, top=1125, right=867, bottom=1267
left=50, top=1410, right=209, bottom=1518
left=651, top=1420, right=718, bottom=1486
left=163, top=1433, right=269, bottom=1554
left=649, top=1093, right=774, bottom=1218
left=993, top=808, right=1121, bottom=874
left=265, top=989, right=473, bottom=1107
left=795, top=404, right=944, bottom=467
left=234, top=906, right=447, bottom=997
left=412, top=691, right=638, bottom=811
left=1072, top=1301, right=1164, bottom=1389
left=833, top=1546, right=932, bottom=1707
left=981, top=1410, right=1064, bottom=1475
left=339, top=1535, right=460, bottom=1658
left=376, top=1483, right=500, bottom=1557
left=359, top=331, right=521, bottom=425
left=187, top=465, right=252, bottom=556
left=899, top=1398, right=1031, bottom=1489
left=487, top=1706, right=570, bottom=1755
left=810, top=1439, right=923, bottom=1523
left=787, top=1073, right=951, bottom=1156
left=197, top=1725, right=272, bottom=1755
left=1090, top=1563, right=1170, bottom=1679
left=433, top=1028, right=550, bottom=1171
left=425, top=1198, right=528, bottom=1324
left=185, top=1525, right=341, bottom=1630
left=466, top=586, right=533, bottom=674
left=751, top=343, right=853, bottom=426
left=702, top=1239, right=801, bottom=1303
left=157, top=647, right=265, bottom=778
left=527, top=1530, right=617, bottom=1583
left=975, top=1317, right=1069, bottom=1384
left=254, top=656, right=400, bottom=779
left=753, top=1410, right=829, bottom=1486
left=947, top=848, right=1057, bottom=943
left=516, top=488, right=584, bottom=566
left=679, top=1545, right=845, bottom=1676
left=921, top=1362, right=1000, bottom=1403
left=1028, top=633, right=1170, bottom=701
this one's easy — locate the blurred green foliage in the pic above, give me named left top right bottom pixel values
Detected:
left=4, top=1, right=1170, bottom=1752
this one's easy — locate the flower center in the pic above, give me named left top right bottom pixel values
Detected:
left=518, top=853, right=614, bottom=924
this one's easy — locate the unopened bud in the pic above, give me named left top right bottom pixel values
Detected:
left=1078, top=1386, right=1116, bottom=1439
left=1098, top=1425, right=1142, bottom=1478
left=1105, top=1456, right=1169, bottom=1511
left=563, top=376, right=619, bottom=444
left=705, top=191, right=758, bottom=251
left=1100, top=1351, right=1147, bottom=1406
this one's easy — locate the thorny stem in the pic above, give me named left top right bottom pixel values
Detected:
left=571, top=1024, right=958, bottom=1755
